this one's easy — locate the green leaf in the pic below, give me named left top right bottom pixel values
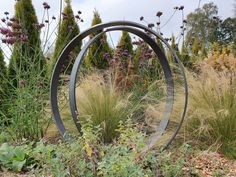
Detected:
left=12, top=159, right=26, bottom=172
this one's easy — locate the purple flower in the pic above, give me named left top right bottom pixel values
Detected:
left=10, top=17, right=18, bottom=22
left=75, top=15, right=80, bottom=19
left=43, top=2, right=50, bottom=9
left=7, top=22, right=13, bottom=26
left=12, top=23, right=21, bottom=29
left=174, top=6, right=179, bottom=10
left=148, top=23, right=155, bottom=28
left=0, top=27, right=11, bottom=35
left=2, top=37, right=18, bottom=44
left=179, top=6, right=184, bottom=10
left=156, top=11, right=163, bottom=17
left=20, top=36, right=29, bottom=43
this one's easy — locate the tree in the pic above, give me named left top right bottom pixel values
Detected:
left=214, top=18, right=236, bottom=45
left=192, top=37, right=199, bottom=56
left=186, top=2, right=219, bottom=50
left=156, top=38, right=165, bottom=54
left=169, top=34, right=181, bottom=60
left=181, top=41, right=192, bottom=69
left=117, top=31, right=133, bottom=54
left=232, top=37, right=236, bottom=57
left=86, top=10, right=111, bottom=69
left=8, top=0, right=45, bottom=86
left=51, top=0, right=81, bottom=74
left=0, top=48, right=8, bottom=121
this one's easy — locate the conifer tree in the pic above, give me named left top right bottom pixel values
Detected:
left=51, top=0, right=81, bottom=74
left=86, top=10, right=111, bottom=69
left=117, top=31, right=133, bottom=54
left=168, top=34, right=180, bottom=61
left=181, top=41, right=192, bottom=69
left=156, top=38, right=165, bottom=54
left=0, top=48, right=7, bottom=120
left=233, top=37, right=236, bottom=57
left=192, top=37, right=199, bottom=56
left=8, top=0, right=45, bottom=85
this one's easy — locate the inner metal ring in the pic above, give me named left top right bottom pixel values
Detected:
left=69, top=26, right=174, bottom=147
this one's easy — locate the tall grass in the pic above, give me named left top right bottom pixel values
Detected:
left=185, top=66, right=236, bottom=158
left=76, top=72, right=135, bottom=143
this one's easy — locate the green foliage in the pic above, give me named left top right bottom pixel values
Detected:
left=51, top=0, right=81, bottom=75
left=117, top=31, right=133, bottom=54
left=233, top=36, right=236, bottom=57
left=186, top=2, right=219, bottom=49
left=181, top=42, right=193, bottom=69
left=5, top=66, right=50, bottom=141
left=34, top=120, right=159, bottom=176
left=8, top=0, right=45, bottom=86
left=168, top=34, right=180, bottom=61
left=156, top=38, right=165, bottom=54
left=0, top=48, right=8, bottom=120
left=214, top=18, right=236, bottom=45
left=192, top=37, right=199, bottom=56
left=0, top=143, right=35, bottom=172
left=86, top=10, right=111, bottom=69
left=157, top=144, right=193, bottom=177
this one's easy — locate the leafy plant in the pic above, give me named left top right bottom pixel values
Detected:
left=0, top=143, right=35, bottom=172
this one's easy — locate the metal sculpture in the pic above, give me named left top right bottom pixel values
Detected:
left=50, top=21, right=188, bottom=150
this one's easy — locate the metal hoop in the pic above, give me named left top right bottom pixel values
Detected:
left=50, top=21, right=188, bottom=149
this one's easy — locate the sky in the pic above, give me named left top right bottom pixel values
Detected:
left=0, top=0, right=235, bottom=63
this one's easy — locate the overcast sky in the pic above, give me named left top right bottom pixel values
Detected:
left=0, top=0, right=235, bottom=62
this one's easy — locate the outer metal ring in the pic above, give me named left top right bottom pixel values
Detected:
left=50, top=21, right=188, bottom=149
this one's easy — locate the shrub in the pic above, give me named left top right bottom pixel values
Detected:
left=205, top=47, right=236, bottom=71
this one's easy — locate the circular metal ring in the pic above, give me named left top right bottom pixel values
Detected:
left=50, top=21, right=188, bottom=149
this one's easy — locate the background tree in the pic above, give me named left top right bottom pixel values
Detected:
left=115, top=31, right=133, bottom=65
left=186, top=2, right=219, bottom=51
left=0, top=48, right=8, bottom=122
left=214, top=18, right=236, bottom=45
left=51, top=0, right=81, bottom=75
left=86, top=10, right=111, bottom=69
left=169, top=34, right=180, bottom=61
left=192, top=37, right=199, bottom=56
left=116, top=31, right=133, bottom=54
left=8, top=0, right=45, bottom=86
left=181, top=41, right=192, bottom=69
